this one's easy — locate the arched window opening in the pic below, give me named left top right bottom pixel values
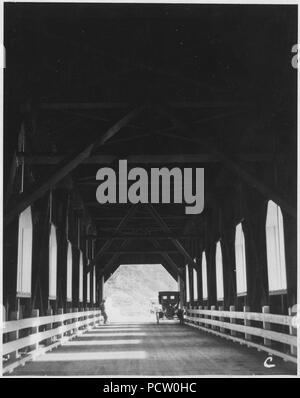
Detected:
left=185, top=264, right=190, bottom=303
left=79, top=251, right=83, bottom=302
left=17, top=206, right=33, bottom=297
left=49, top=223, right=57, bottom=300
left=193, top=268, right=198, bottom=301
left=66, top=241, right=72, bottom=302
left=266, top=200, right=287, bottom=293
left=216, top=242, right=224, bottom=301
left=202, top=252, right=208, bottom=300
left=235, top=223, right=247, bottom=296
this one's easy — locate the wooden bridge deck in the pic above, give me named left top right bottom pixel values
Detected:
left=10, top=322, right=297, bottom=376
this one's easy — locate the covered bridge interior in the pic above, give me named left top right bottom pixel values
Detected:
left=2, top=3, right=298, bottom=375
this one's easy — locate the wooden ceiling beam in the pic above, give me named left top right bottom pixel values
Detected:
left=22, top=153, right=281, bottom=166
left=156, top=105, right=296, bottom=219
left=146, top=204, right=199, bottom=271
left=4, top=106, right=143, bottom=226
left=40, top=101, right=243, bottom=110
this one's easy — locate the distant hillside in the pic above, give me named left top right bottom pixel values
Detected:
left=104, top=264, right=178, bottom=321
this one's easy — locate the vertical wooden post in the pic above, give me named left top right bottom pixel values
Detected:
left=45, top=308, right=53, bottom=346
left=31, top=309, right=39, bottom=354
left=66, top=307, right=71, bottom=337
left=229, top=305, right=236, bottom=337
left=211, top=305, right=216, bottom=330
left=262, top=306, right=271, bottom=347
left=57, top=308, right=64, bottom=341
left=198, top=305, right=202, bottom=327
left=73, top=307, right=78, bottom=335
left=9, top=311, right=20, bottom=361
left=288, top=307, right=297, bottom=356
left=204, top=305, right=209, bottom=329
left=243, top=306, right=251, bottom=343
left=219, top=305, right=225, bottom=333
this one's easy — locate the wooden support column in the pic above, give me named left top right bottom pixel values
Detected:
left=283, top=213, right=297, bottom=308
left=221, top=232, right=237, bottom=309
left=207, top=244, right=217, bottom=307
left=196, top=257, right=203, bottom=305
left=178, top=274, right=184, bottom=309
left=243, top=194, right=269, bottom=310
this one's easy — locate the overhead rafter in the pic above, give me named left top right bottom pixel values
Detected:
left=98, top=238, right=132, bottom=279
left=20, top=153, right=280, bottom=166
left=4, top=106, right=143, bottom=226
left=146, top=204, right=198, bottom=271
left=156, top=104, right=296, bottom=219
left=102, top=250, right=179, bottom=255
left=86, top=205, right=140, bottom=271
left=40, top=100, right=244, bottom=110
left=148, top=238, right=183, bottom=278
left=91, top=234, right=201, bottom=240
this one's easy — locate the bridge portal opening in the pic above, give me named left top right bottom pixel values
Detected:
left=103, top=264, right=178, bottom=322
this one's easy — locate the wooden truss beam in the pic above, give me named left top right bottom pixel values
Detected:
left=20, top=153, right=278, bottom=166
left=148, top=238, right=184, bottom=278
left=91, top=234, right=200, bottom=240
left=146, top=204, right=198, bottom=271
left=87, top=205, right=140, bottom=271
left=4, top=107, right=143, bottom=226
left=157, top=105, right=296, bottom=219
left=40, top=101, right=243, bottom=110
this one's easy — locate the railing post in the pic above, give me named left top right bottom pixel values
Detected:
left=9, top=310, right=20, bottom=361
left=45, top=308, right=53, bottom=346
left=211, top=305, right=216, bottom=330
left=288, top=307, right=297, bottom=356
left=243, top=306, right=251, bottom=343
left=57, top=308, right=64, bottom=342
left=192, top=306, right=195, bottom=324
left=66, top=307, right=72, bottom=337
left=204, top=306, right=209, bottom=329
left=73, top=308, right=78, bottom=335
left=31, top=309, right=39, bottom=354
left=198, top=305, right=202, bottom=326
left=229, top=305, right=236, bottom=337
left=262, top=306, right=271, bottom=348
left=219, top=306, right=225, bottom=333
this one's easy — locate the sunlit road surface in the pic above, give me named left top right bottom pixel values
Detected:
left=10, top=321, right=297, bottom=376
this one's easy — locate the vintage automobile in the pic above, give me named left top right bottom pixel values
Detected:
left=157, top=291, right=180, bottom=321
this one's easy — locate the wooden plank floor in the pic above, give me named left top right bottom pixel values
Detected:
left=10, top=322, right=297, bottom=376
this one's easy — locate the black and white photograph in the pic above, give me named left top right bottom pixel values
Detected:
left=1, top=0, right=299, bottom=380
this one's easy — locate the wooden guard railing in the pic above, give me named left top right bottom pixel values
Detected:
left=185, top=307, right=297, bottom=364
left=1, top=309, right=102, bottom=374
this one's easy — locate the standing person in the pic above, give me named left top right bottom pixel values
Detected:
left=100, top=299, right=108, bottom=324
left=154, top=302, right=163, bottom=324
left=177, top=306, right=184, bottom=325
